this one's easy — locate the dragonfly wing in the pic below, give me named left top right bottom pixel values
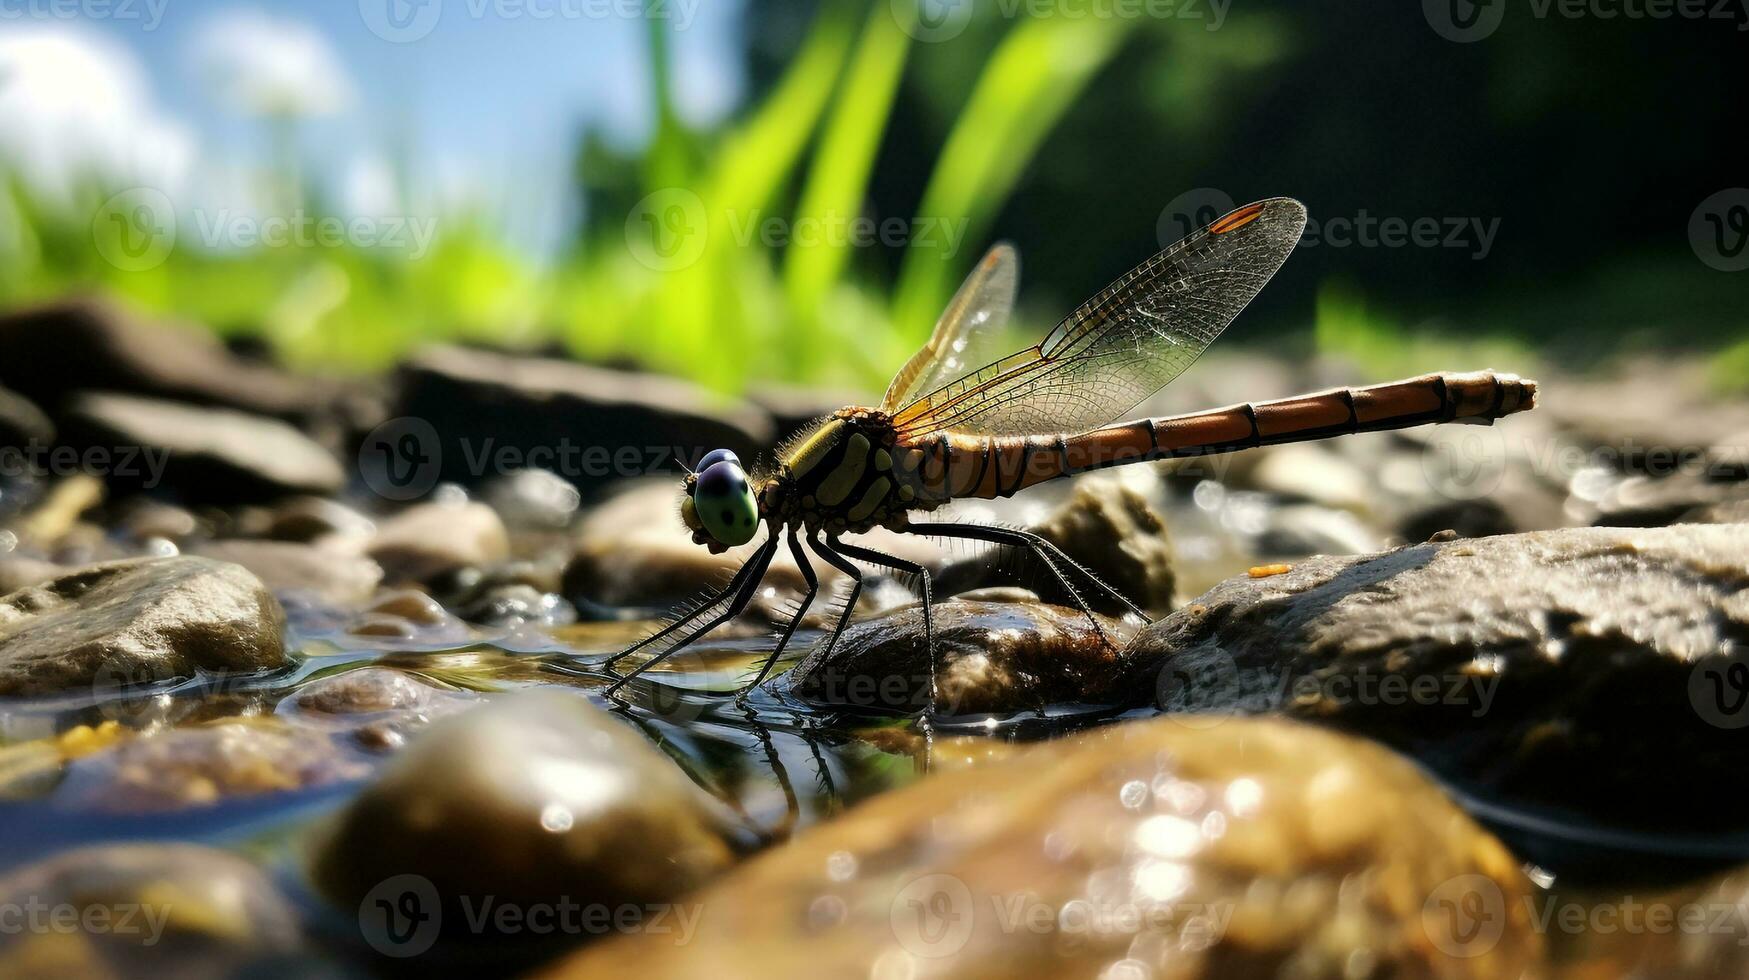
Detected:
left=880, top=243, right=1019, bottom=413
left=891, top=198, right=1307, bottom=440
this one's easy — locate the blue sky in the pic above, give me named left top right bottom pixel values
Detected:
left=0, top=0, right=746, bottom=252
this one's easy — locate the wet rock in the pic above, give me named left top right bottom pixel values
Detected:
left=1246, top=442, right=1374, bottom=513
left=112, top=498, right=201, bottom=542
left=482, top=468, right=581, bottom=529
left=54, top=720, right=372, bottom=810
left=63, top=392, right=344, bottom=503
left=1682, top=497, right=1749, bottom=525
left=1548, top=865, right=1749, bottom=978
left=0, top=843, right=302, bottom=977
left=368, top=499, right=509, bottom=584
left=282, top=667, right=476, bottom=750
left=453, top=583, right=576, bottom=628
left=789, top=599, right=1142, bottom=716
left=1135, top=523, right=1749, bottom=837
left=0, top=385, right=52, bottom=450
left=0, top=556, right=287, bottom=697
left=0, top=297, right=323, bottom=420
left=264, top=495, right=376, bottom=545
left=544, top=716, right=1542, bottom=979
left=311, top=691, right=739, bottom=957
left=392, top=345, right=774, bottom=496
left=1254, top=502, right=1382, bottom=557
left=193, top=539, right=383, bottom=606
left=1540, top=369, right=1749, bottom=474
left=0, top=555, right=65, bottom=596
left=937, top=477, right=1174, bottom=616
left=1582, top=471, right=1749, bottom=527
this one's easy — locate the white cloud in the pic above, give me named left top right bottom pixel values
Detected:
left=0, top=26, right=193, bottom=199
left=190, top=9, right=354, bottom=118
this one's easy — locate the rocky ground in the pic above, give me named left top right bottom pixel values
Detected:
left=1, top=297, right=1748, bottom=977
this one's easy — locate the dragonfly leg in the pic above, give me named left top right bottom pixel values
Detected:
left=605, top=533, right=779, bottom=701
left=806, top=530, right=864, bottom=665
left=604, top=539, right=772, bottom=670
left=830, top=536, right=935, bottom=713
left=737, top=526, right=819, bottom=699
left=902, top=521, right=1140, bottom=646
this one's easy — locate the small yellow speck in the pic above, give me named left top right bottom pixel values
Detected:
left=1248, top=563, right=1292, bottom=578
left=898, top=485, right=915, bottom=501
left=875, top=450, right=892, bottom=471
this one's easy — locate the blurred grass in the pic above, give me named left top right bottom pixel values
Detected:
left=0, top=1, right=1161, bottom=394
left=4, top=2, right=1736, bottom=398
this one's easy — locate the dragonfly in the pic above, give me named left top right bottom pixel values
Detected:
left=601, top=197, right=1537, bottom=701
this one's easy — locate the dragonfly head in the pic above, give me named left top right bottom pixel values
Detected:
left=680, top=448, right=760, bottom=552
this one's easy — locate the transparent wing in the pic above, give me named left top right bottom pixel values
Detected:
left=891, top=198, right=1307, bottom=440
left=879, top=243, right=1019, bottom=413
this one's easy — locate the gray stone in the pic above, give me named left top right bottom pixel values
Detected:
left=64, top=392, right=344, bottom=503
left=0, top=556, right=287, bottom=696
left=1134, top=524, right=1749, bottom=833
left=311, top=691, right=739, bottom=953
left=789, top=598, right=1142, bottom=715
left=192, top=539, right=383, bottom=606
left=546, top=716, right=1542, bottom=979
left=0, top=843, right=303, bottom=975
left=368, top=500, right=509, bottom=584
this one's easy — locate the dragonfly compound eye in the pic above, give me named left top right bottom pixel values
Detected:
left=693, top=460, right=758, bottom=546
left=697, top=448, right=741, bottom=471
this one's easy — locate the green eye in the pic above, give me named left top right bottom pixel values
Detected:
left=694, top=460, right=758, bottom=545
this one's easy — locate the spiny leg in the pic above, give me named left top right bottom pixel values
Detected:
left=738, top=525, right=818, bottom=698
left=605, top=533, right=780, bottom=700
left=906, top=520, right=1145, bottom=620
left=806, top=530, right=863, bottom=666
left=903, top=521, right=1137, bottom=647
left=830, top=536, right=936, bottom=714
left=605, top=541, right=773, bottom=670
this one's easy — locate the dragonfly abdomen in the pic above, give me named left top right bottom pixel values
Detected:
left=919, top=370, right=1537, bottom=500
